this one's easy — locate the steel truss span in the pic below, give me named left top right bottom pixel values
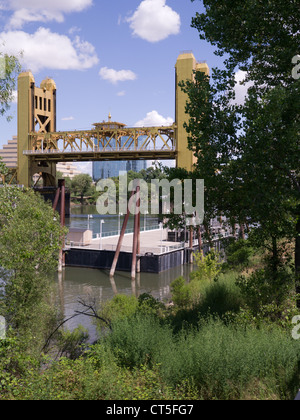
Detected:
left=24, top=125, right=177, bottom=162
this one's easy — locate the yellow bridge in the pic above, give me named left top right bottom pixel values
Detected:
left=1, top=52, right=209, bottom=187
left=25, top=124, right=176, bottom=162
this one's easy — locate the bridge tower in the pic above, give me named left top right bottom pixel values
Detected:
left=175, top=53, right=209, bottom=172
left=16, top=53, right=209, bottom=186
left=17, top=72, right=57, bottom=187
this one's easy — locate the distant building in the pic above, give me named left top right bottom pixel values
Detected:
left=0, top=136, right=81, bottom=179
left=56, top=162, right=82, bottom=179
left=93, top=160, right=147, bottom=181
left=0, top=136, right=18, bottom=169
left=92, top=114, right=147, bottom=181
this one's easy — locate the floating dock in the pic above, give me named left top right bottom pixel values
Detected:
left=64, top=227, right=226, bottom=274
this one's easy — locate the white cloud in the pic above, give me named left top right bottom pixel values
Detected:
left=127, top=0, right=181, bottom=43
left=135, top=110, right=174, bottom=127
left=99, top=67, right=137, bottom=84
left=233, top=70, right=254, bottom=105
left=117, top=90, right=126, bottom=97
left=61, top=116, right=75, bottom=121
left=3, top=0, right=93, bottom=28
left=0, top=27, right=99, bottom=72
left=68, top=26, right=82, bottom=35
left=8, top=8, right=63, bottom=28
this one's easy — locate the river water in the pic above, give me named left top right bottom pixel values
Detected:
left=58, top=205, right=194, bottom=340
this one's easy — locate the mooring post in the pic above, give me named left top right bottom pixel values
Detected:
left=189, top=226, right=194, bottom=264
left=52, top=185, right=60, bottom=212
left=60, top=179, right=66, bottom=228
left=110, top=189, right=135, bottom=278
left=197, top=225, right=203, bottom=254
left=58, top=179, right=66, bottom=273
left=131, top=184, right=140, bottom=280
left=137, top=195, right=141, bottom=274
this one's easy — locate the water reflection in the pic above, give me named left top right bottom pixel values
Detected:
left=57, top=205, right=195, bottom=341
left=56, top=263, right=195, bottom=341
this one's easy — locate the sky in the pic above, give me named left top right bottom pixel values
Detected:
left=0, top=0, right=236, bottom=174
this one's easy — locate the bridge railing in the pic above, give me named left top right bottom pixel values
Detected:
left=23, top=144, right=176, bottom=155
left=25, top=125, right=177, bottom=156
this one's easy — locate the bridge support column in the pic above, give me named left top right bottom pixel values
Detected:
left=17, top=72, right=57, bottom=187
left=175, top=53, right=209, bottom=172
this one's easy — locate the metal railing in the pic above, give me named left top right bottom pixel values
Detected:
left=92, top=223, right=161, bottom=239
left=65, top=228, right=231, bottom=255
left=23, top=145, right=176, bottom=156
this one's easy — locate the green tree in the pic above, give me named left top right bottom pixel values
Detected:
left=0, top=187, right=65, bottom=351
left=239, top=84, right=299, bottom=276
left=0, top=51, right=21, bottom=120
left=139, top=164, right=167, bottom=183
left=0, top=156, right=9, bottom=181
left=162, top=165, right=209, bottom=250
left=176, top=66, right=241, bottom=243
left=182, top=0, right=299, bottom=285
left=71, top=174, right=94, bottom=204
left=191, top=0, right=299, bottom=88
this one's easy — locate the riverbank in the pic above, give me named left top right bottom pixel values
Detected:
left=2, top=254, right=300, bottom=401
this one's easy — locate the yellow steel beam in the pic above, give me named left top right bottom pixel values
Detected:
left=27, top=125, right=176, bottom=158
left=23, top=150, right=176, bottom=163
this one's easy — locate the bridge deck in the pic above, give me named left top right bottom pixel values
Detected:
left=24, top=125, right=177, bottom=163
left=23, top=148, right=177, bottom=162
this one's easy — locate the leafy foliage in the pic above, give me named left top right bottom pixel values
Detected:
left=0, top=157, right=9, bottom=178
left=224, top=239, right=254, bottom=269
left=0, top=187, right=66, bottom=351
left=181, top=0, right=300, bottom=282
left=70, top=174, right=95, bottom=204
left=0, top=51, right=21, bottom=120
left=191, top=250, right=222, bottom=282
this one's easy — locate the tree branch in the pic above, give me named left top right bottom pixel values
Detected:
left=42, top=298, right=112, bottom=352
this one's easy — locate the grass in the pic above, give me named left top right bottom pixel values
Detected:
left=1, top=246, right=300, bottom=400
left=94, top=311, right=299, bottom=400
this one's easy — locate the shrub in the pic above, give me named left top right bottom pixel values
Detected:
left=56, top=326, right=89, bottom=360
left=96, top=314, right=300, bottom=400
left=96, top=294, right=138, bottom=331
left=170, top=251, right=224, bottom=310
left=224, top=239, right=254, bottom=269
left=236, top=267, right=294, bottom=315
left=196, top=275, right=242, bottom=319
left=153, top=318, right=300, bottom=400
left=191, top=250, right=222, bottom=282
left=103, top=314, right=173, bottom=369
left=138, top=293, right=167, bottom=317
left=170, top=277, right=193, bottom=308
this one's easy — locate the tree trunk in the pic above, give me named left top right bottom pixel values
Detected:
left=271, top=236, right=279, bottom=276
left=296, top=217, right=300, bottom=308
left=197, top=225, right=203, bottom=254
left=240, top=223, right=245, bottom=240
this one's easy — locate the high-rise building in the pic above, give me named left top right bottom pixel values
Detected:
left=93, top=159, right=147, bottom=181
left=92, top=114, right=147, bottom=181
left=0, top=136, right=81, bottom=180
left=57, top=162, right=82, bottom=179
left=0, top=136, right=18, bottom=169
